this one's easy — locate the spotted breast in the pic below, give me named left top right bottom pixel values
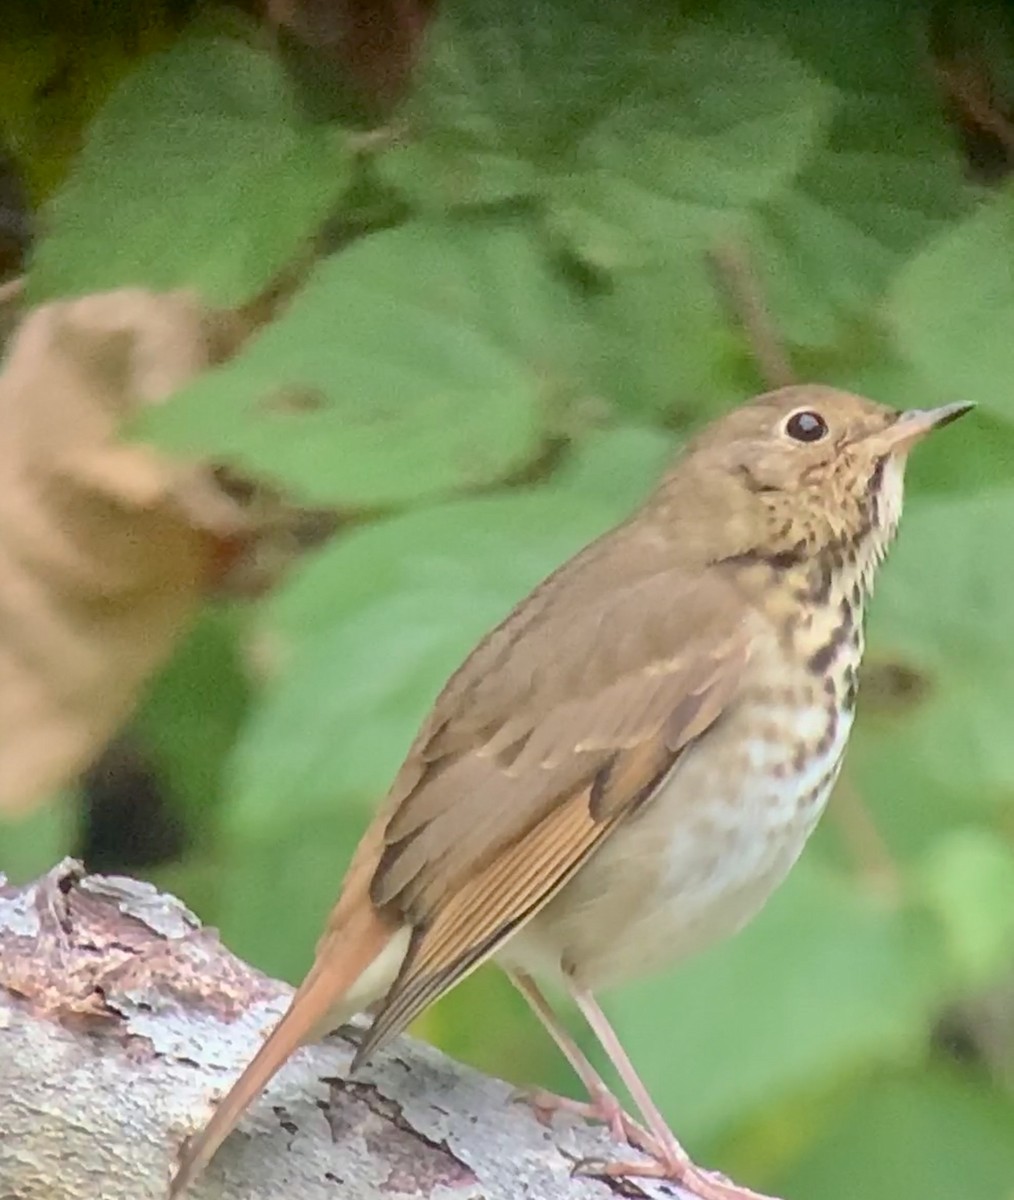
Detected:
left=506, top=539, right=869, bottom=993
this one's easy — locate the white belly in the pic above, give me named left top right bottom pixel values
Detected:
left=504, top=698, right=852, bottom=991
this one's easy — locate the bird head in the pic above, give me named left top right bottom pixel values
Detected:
left=653, top=385, right=972, bottom=590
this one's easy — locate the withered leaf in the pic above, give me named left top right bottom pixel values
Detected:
left=0, top=289, right=246, bottom=813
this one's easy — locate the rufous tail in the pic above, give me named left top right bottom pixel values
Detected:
left=168, top=908, right=404, bottom=1197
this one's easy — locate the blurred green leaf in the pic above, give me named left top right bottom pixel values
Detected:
left=586, top=252, right=757, bottom=420
left=266, top=425, right=673, bottom=651
left=384, top=6, right=831, bottom=262
left=772, top=1070, right=1014, bottom=1200
left=725, top=0, right=977, bottom=346
left=135, top=608, right=251, bottom=835
left=234, top=585, right=510, bottom=821
left=552, top=424, right=678, bottom=504
left=0, top=7, right=179, bottom=201
left=546, top=27, right=833, bottom=266
left=138, top=218, right=581, bottom=505
left=29, top=33, right=352, bottom=304
left=752, top=138, right=974, bottom=349
left=606, top=862, right=941, bottom=1145
left=889, top=186, right=1014, bottom=413
left=0, top=792, right=77, bottom=883
left=916, top=828, right=1014, bottom=989
left=852, top=491, right=1014, bottom=854
left=215, top=805, right=371, bottom=982
left=232, top=488, right=631, bottom=825
left=378, top=0, right=633, bottom=209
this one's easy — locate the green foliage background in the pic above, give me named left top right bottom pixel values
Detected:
left=3, top=1, right=1014, bottom=1196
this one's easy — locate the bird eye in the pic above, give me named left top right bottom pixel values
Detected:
left=784, top=410, right=828, bottom=443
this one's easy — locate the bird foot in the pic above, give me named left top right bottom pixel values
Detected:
left=514, top=1085, right=653, bottom=1150
left=574, top=1147, right=779, bottom=1200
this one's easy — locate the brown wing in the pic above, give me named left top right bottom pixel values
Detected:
left=352, top=556, right=750, bottom=1066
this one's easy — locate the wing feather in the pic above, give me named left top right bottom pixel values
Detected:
left=351, top=563, right=750, bottom=1065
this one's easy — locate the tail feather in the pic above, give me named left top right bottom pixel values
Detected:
left=169, top=910, right=405, bottom=1197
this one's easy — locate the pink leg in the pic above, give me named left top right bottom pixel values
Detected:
left=568, top=984, right=778, bottom=1200
left=506, top=969, right=653, bottom=1149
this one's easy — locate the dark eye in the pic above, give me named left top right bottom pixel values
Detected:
left=784, top=410, right=828, bottom=443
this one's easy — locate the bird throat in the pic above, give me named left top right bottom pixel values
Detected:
left=729, top=454, right=906, bottom=714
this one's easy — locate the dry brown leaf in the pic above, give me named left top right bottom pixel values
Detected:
left=0, top=289, right=247, bottom=814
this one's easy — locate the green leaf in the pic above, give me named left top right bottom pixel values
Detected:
left=548, top=28, right=833, bottom=266
left=232, top=486, right=632, bottom=826
left=138, top=218, right=582, bottom=505
left=889, top=186, right=1014, bottom=414
left=29, top=33, right=352, bottom=305
left=383, top=4, right=831, bottom=264
left=916, top=828, right=1014, bottom=989
left=903, top=404, right=1014, bottom=497
left=752, top=132, right=974, bottom=348
left=377, top=0, right=666, bottom=211
left=552, top=425, right=678, bottom=507
left=134, top=608, right=251, bottom=835
left=606, top=862, right=941, bottom=1145
left=265, top=426, right=667, bottom=652
left=233, top=585, right=512, bottom=822
left=0, top=792, right=78, bottom=884
left=850, top=491, right=1014, bottom=854
left=586, top=251, right=758, bottom=420
left=725, top=0, right=977, bottom=346
left=772, top=1070, right=1014, bottom=1200
left=214, top=805, right=371, bottom=981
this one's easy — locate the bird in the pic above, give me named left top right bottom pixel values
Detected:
left=168, top=384, right=971, bottom=1199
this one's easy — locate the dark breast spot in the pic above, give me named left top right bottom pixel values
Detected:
left=807, top=599, right=854, bottom=675
left=867, top=456, right=886, bottom=527
left=811, top=556, right=834, bottom=604
left=843, top=664, right=859, bottom=711
left=814, top=706, right=839, bottom=756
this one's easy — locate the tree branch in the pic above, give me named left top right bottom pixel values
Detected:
left=0, top=860, right=724, bottom=1200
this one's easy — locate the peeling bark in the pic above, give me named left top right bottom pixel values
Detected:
left=0, top=861, right=722, bottom=1200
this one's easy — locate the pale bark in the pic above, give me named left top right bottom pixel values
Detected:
left=0, top=860, right=729, bottom=1200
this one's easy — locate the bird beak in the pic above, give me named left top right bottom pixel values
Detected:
left=876, top=401, right=974, bottom=454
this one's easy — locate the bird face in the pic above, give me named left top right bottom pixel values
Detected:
left=667, top=385, right=973, bottom=584
left=695, top=386, right=969, bottom=495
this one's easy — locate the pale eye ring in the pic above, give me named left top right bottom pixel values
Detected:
left=784, top=409, right=828, bottom=443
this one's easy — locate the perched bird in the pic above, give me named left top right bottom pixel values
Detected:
left=169, top=385, right=971, bottom=1199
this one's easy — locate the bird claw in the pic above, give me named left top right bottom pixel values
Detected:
left=509, top=1085, right=561, bottom=1128
left=573, top=1151, right=779, bottom=1200
left=513, top=1085, right=652, bottom=1148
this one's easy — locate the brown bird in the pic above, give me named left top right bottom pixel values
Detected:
left=169, top=385, right=971, bottom=1199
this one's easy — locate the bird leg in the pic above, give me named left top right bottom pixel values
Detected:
left=567, top=985, right=779, bottom=1200
left=506, top=969, right=653, bottom=1151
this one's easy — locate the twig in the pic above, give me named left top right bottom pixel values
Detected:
left=934, top=59, right=1014, bottom=163
left=709, top=242, right=795, bottom=389
left=827, top=774, right=903, bottom=901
